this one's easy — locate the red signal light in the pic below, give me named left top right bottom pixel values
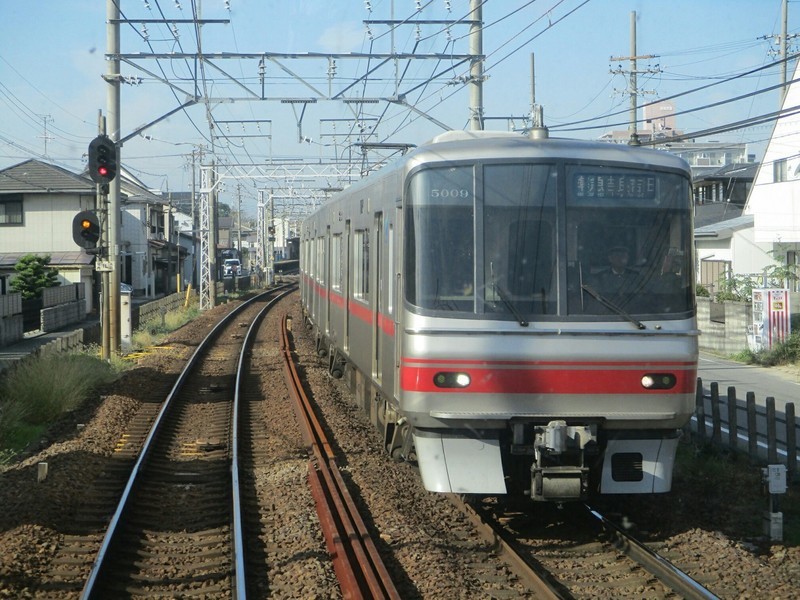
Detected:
left=88, top=135, right=117, bottom=184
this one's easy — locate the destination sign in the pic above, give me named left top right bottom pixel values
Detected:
left=573, top=173, right=657, bottom=200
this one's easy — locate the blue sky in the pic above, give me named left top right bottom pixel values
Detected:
left=0, top=1, right=797, bottom=216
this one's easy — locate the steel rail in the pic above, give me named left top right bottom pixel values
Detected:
left=231, top=286, right=297, bottom=599
left=585, top=504, right=720, bottom=600
left=280, top=316, right=400, bottom=600
left=80, top=286, right=292, bottom=599
left=450, top=495, right=571, bottom=599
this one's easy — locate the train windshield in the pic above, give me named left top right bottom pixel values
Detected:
left=405, top=162, right=693, bottom=320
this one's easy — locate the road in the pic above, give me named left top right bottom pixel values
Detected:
left=698, top=351, right=800, bottom=414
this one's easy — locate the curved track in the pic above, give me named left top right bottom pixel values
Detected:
left=460, top=496, right=720, bottom=599
left=80, top=287, right=294, bottom=599
left=280, top=315, right=401, bottom=599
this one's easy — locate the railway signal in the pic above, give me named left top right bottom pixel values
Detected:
left=72, top=210, right=100, bottom=251
left=88, top=134, right=117, bottom=185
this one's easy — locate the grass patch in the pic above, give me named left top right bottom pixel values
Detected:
left=131, top=303, right=200, bottom=350
left=732, top=331, right=800, bottom=367
left=0, top=300, right=203, bottom=465
left=0, top=350, right=121, bottom=460
left=675, top=439, right=800, bottom=545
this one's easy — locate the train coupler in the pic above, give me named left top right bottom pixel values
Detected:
left=528, top=420, right=595, bottom=502
left=531, top=466, right=589, bottom=501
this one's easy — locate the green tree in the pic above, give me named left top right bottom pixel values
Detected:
left=10, top=254, right=60, bottom=300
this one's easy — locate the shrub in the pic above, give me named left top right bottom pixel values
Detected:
left=0, top=352, right=118, bottom=451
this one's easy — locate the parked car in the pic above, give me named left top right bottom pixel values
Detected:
left=223, top=258, right=241, bottom=277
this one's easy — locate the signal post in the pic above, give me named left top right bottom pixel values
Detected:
left=81, top=133, right=118, bottom=360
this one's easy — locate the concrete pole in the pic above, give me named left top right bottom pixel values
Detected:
left=782, top=0, right=788, bottom=105
left=629, top=11, right=638, bottom=141
left=106, top=0, right=121, bottom=353
left=469, top=0, right=483, bottom=131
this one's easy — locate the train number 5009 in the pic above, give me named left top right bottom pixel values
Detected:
left=430, top=188, right=470, bottom=198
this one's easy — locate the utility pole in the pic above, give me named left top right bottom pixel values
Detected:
left=469, top=0, right=484, bottom=131
left=759, top=1, right=797, bottom=110
left=236, top=183, right=242, bottom=254
left=37, top=114, right=53, bottom=157
left=106, top=0, right=121, bottom=353
left=610, top=11, right=660, bottom=145
left=97, top=111, right=110, bottom=361
left=782, top=0, right=789, bottom=103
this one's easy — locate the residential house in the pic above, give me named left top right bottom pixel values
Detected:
left=0, top=160, right=98, bottom=312
left=741, top=57, right=800, bottom=292
left=0, top=159, right=196, bottom=311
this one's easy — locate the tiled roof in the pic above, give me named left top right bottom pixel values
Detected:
left=695, top=214, right=754, bottom=239
left=0, top=252, right=95, bottom=268
left=0, top=159, right=94, bottom=194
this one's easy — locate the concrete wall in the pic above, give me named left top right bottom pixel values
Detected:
left=0, top=292, right=23, bottom=347
left=42, top=283, right=84, bottom=308
left=696, top=297, right=751, bottom=355
left=40, top=301, right=85, bottom=333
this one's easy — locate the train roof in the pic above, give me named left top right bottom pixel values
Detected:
left=303, top=131, right=690, bottom=225
left=406, top=130, right=691, bottom=172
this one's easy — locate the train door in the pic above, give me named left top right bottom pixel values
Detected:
left=344, top=220, right=351, bottom=353
left=396, top=208, right=403, bottom=399
left=325, top=225, right=331, bottom=336
left=373, top=212, right=383, bottom=382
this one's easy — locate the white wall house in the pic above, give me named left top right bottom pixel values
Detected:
left=121, top=197, right=190, bottom=297
left=0, top=159, right=197, bottom=312
left=695, top=215, right=775, bottom=295
left=743, top=58, right=800, bottom=290
left=0, top=160, right=97, bottom=313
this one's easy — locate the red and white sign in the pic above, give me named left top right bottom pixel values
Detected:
left=751, top=289, right=791, bottom=351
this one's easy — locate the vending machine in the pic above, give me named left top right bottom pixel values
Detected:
left=750, top=289, right=791, bottom=351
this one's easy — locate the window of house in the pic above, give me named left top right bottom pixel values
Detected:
left=0, top=195, right=23, bottom=225
left=774, top=158, right=788, bottom=183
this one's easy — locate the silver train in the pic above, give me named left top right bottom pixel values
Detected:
left=300, top=130, right=698, bottom=502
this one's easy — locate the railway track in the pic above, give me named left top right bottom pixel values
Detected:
left=460, top=496, right=720, bottom=599
left=79, top=287, right=294, bottom=599
left=4, top=287, right=783, bottom=597
left=280, top=315, right=401, bottom=599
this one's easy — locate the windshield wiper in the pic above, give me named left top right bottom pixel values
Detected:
left=581, top=283, right=646, bottom=330
left=495, top=283, right=529, bottom=327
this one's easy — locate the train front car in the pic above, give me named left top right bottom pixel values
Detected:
left=402, top=132, right=698, bottom=502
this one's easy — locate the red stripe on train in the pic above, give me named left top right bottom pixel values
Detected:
left=400, top=364, right=697, bottom=394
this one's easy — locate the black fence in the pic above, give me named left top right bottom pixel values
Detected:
left=695, top=377, right=798, bottom=481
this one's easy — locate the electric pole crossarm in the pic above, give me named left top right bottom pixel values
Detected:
left=113, top=51, right=475, bottom=60
left=110, top=18, right=230, bottom=24
left=364, top=19, right=480, bottom=25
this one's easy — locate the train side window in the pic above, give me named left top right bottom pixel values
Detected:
left=354, top=229, right=369, bottom=301
left=316, top=237, right=325, bottom=285
left=331, top=234, right=342, bottom=292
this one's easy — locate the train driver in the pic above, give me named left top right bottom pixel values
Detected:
left=595, top=245, right=637, bottom=293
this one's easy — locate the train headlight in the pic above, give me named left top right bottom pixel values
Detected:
left=641, top=373, right=677, bottom=390
left=434, top=372, right=471, bottom=388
